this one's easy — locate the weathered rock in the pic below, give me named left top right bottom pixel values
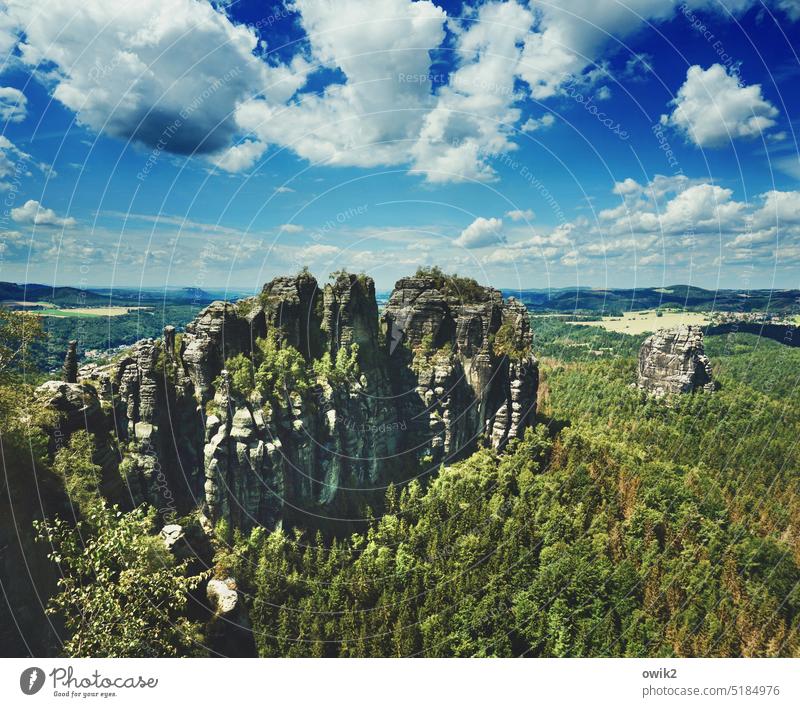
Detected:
left=181, top=301, right=251, bottom=406
left=637, top=325, right=715, bottom=397
left=163, top=325, right=176, bottom=359
left=35, top=380, right=104, bottom=435
left=207, top=578, right=238, bottom=615
left=34, top=380, right=123, bottom=502
left=204, top=575, right=254, bottom=656
left=382, top=275, right=538, bottom=462
left=35, top=270, right=539, bottom=533
left=261, top=271, right=322, bottom=358
left=63, top=340, right=78, bottom=383
left=160, top=524, right=184, bottom=551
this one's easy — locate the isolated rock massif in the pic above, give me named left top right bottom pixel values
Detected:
left=637, top=325, right=715, bottom=396
left=37, top=270, right=539, bottom=531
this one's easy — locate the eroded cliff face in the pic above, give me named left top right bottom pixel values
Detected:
left=382, top=276, right=538, bottom=464
left=40, top=271, right=538, bottom=531
left=637, top=325, right=715, bottom=397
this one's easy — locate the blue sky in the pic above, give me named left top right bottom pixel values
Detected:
left=1, top=0, right=799, bottom=293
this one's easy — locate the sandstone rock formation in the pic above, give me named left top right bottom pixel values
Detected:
left=33, top=380, right=122, bottom=500
left=38, top=270, right=539, bottom=531
left=205, top=575, right=254, bottom=656
left=63, top=340, right=78, bottom=383
left=637, top=325, right=715, bottom=397
left=207, top=577, right=239, bottom=615
left=160, top=524, right=185, bottom=551
left=383, top=275, right=538, bottom=461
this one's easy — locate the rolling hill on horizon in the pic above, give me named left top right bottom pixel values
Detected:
left=4, top=280, right=799, bottom=314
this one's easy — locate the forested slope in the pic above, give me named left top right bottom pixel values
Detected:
left=6, top=309, right=799, bottom=657
left=214, top=327, right=800, bottom=657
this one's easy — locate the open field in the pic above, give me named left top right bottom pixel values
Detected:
left=1, top=300, right=57, bottom=308
left=566, top=309, right=710, bottom=334
left=2, top=301, right=154, bottom=317
left=40, top=306, right=153, bottom=318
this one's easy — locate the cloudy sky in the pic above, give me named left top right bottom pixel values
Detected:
left=0, top=0, right=799, bottom=293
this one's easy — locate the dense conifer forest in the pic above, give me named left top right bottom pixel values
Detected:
left=3, top=307, right=797, bottom=657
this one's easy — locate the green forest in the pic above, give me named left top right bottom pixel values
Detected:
left=28, top=303, right=205, bottom=373
left=213, top=324, right=800, bottom=657
left=2, top=309, right=799, bottom=657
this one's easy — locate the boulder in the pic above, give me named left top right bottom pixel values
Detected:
left=160, top=524, right=184, bottom=551
left=34, top=380, right=105, bottom=435
left=207, top=578, right=238, bottom=615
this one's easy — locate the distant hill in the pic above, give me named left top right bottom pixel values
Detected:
left=0, top=282, right=218, bottom=308
left=5, top=281, right=798, bottom=315
left=501, top=285, right=800, bottom=314
left=0, top=282, right=111, bottom=307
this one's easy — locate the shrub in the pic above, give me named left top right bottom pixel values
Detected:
left=492, top=321, right=531, bottom=362
left=414, top=266, right=487, bottom=302
left=36, top=504, right=207, bottom=657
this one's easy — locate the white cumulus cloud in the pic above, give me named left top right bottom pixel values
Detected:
left=454, top=216, right=504, bottom=248
left=0, top=86, right=26, bottom=122
left=662, top=64, right=779, bottom=147
left=410, top=0, right=533, bottom=182
left=210, top=140, right=267, bottom=173
left=11, top=199, right=76, bottom=227
left=521, top=114, right=555, bottom=133
left=2, top=0, right=297, bottom=160
left=505, top=209, right=535, bottom=221
left=237, top=0, right=447, bottom=171
left=2, top=0, right=797, bottom=183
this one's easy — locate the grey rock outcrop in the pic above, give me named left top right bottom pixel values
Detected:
left=205, top=575, right=254, bottom=656
left=160, top=524, right=185, bottom=551
left=207, top=577, right=239, bottom=615
left=63, top=340, right=78, bottom=383
left=34, top=380, right=122, bottom=501
left=382, top=275, right=538, bottom=462
left=37, top=270, right=539, bottom=532
left=35, top=380, right=105, bottom=435
left=637, top=325, right=715, bottom=397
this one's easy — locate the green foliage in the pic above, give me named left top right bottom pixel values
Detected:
left=224, top=411, right=800, bottom=656
left=491, top=320, right=531, bottom=361
left=254, top=331, right=312, bottom=404
left=14, top=293, right=800, bottom=658
left=35, top=504, right=207, bottom=657
left=214, top=323, right=800, bottom=658
left=0, top=306, right=45, bottom=381
left=410, top=333, right=435, bottom=373
left=53, top=431, right=103, bottom=519
left=414, top=266, right=487, bottom=302
left=411, top=334, right=453, bottom=374
left=330, top=270, right=372, bottom=294
left=221, top=335, right=361, bottom=410
left=531, top=316, right=643, bottom=362
left=312, top=344, right=360, bottom=387
left=224, top=353, right=256, bottom=399
left=235, top=298, right=257, bottom=317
